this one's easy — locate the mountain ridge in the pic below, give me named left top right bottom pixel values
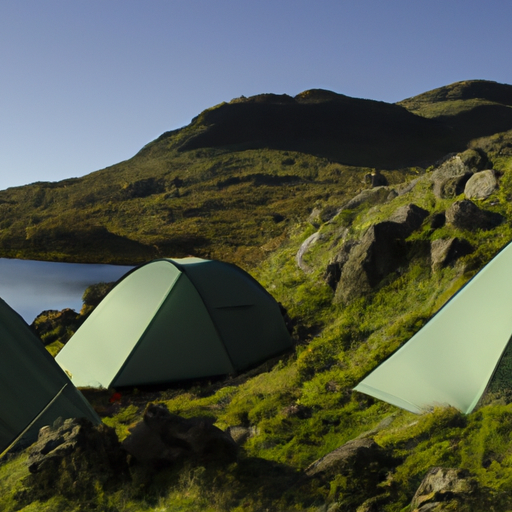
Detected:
left=1, top=80, right=512, bottom=267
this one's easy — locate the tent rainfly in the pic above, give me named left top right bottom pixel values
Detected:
left=0, top=297, right=100, bottom=454
left=56, top=258, right=293, bottom=389
left=354, top=240, right=512, bottom=415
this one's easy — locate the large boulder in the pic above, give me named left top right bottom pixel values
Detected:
left=445, top=200, right=504, bottom=231
left=325, top=240, right=358, bottom=291
left=410, top=467, right=481, bottom=511
left=122, top=403, right=238, bottom=468
left=464, top=170, right=499, bottom=200
left=434, top=173, right=473, bottom=199
left=24, top=417, right=127, bottom=500
left=387, top=203, right=431, bottom=237
left=430, top=238, right=474, bottom=272
left=332, top=204, right=428, bottom=302
left=334, top=222, right=407, bottom=302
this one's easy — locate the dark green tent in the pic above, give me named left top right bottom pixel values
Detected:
left=56, top=258, right=292, bottom=388
left=0, top=297, right=100, bottom=454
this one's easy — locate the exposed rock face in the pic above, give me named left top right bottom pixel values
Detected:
left=445, top=200, right=504, bottom=231
left=410, top=467, right=480, bottom=511
left=25, top=417, right=127, bottom=500
left=464, top=169, right=499, bottom=199
left=431, top=238, right=474, bottom=272
left=122, top=403, right=238, bottom=468
left=331, top=204, right=428, bottom=302
left=325, top=240, right=358, bottom=291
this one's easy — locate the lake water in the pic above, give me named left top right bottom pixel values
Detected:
left=0, top=258, right=134, bottom=323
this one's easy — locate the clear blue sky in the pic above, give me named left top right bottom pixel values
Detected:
left=2, top=0, right=512, bottom=190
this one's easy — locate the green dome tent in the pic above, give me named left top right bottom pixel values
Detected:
left=56, top=258, right=292, bottom=389
left=354, top=239, right=512, bottom=415
left=0, top=297, right=100, bottom=454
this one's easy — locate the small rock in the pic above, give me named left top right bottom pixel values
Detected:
left=464, top=170, right=499, bottom=200
left=445, top=200, right=504, bottom=231
left=370, top=170, right=388, bottom=187
left=122, top=403, right=238, bottom=468
left=304, top=438, right=393, bottom=478
left=226, top=426, right=251, bottom=445
left=431, top=238, right=474, bottom=272
left=308, top=208, right=323, bottom=228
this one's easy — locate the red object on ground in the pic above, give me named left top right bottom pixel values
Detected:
left=109, top=392, right=122, bottom=403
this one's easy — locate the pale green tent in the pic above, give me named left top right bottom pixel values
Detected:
left=354, top=240, right=512, bottom=415
left=0, top=297, right=100, bottom=454
left=56, top=258, right=292, bottom=389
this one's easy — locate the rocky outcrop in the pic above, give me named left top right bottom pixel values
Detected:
left=430, top=150, right=487, bottom=199
left=342, top=186, right=392, bottom=211
left=30, top=308, right=82, bottom=346
left=330, top=204, right=429, bottom=302
left=410, top=467, right=481, bottom=511
left=430, top=238, right=474, bottom=272
left=25, top=417, right=127, bottom=500
left=122, top=403, right=238, bottom=468
left=445, top=200, right=504, bottom=231
left=464, top=169, right=499, bottom=200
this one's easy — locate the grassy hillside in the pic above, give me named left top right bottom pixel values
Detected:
left=3, top=81, right=512, bottom=511
left=1, top=80, right=512, bottom=266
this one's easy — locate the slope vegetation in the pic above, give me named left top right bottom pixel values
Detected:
left=4, top=80, right=512, bottom=511
left=2, top=80, right=512, bottom=266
